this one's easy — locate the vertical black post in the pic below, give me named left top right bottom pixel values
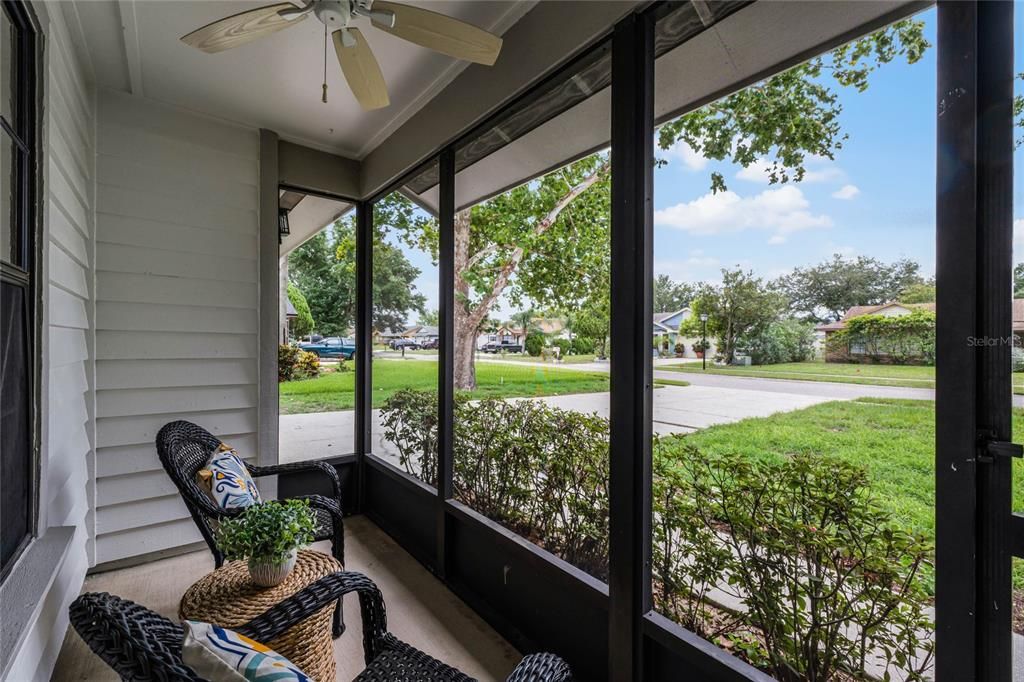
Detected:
left=975, top=1, right=1014, bottom=678
left=354, top=200, right=373, bottom=512
left=609, top=11, right=653, bottom=681
left=936, top=2, right=1014, bottom=679
left=437, top=149, right=456, bottom=576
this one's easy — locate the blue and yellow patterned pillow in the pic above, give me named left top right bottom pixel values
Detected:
left=182, top=620, right=310, bottom=681
left=198, top=445, right=262, bottom=510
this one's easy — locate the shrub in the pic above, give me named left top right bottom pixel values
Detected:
left=571, top=337, right=595, bottom=355
left=553, top=338, right=572, bottom=357
left=525, top=331, right=545, bottom=356
left=295, top=350, right=321, bottom=379
left=651, top=440, right=934, bottom=680
left=278, top=344, right=300, bottom=382
left=216, top=499, right=317, bottom=564
left=380, top=390, right=609, bottom=576
left=832, top=310, right=936, bottom=365
left=744, top=319, right=816, bottom=365
left=1014, top=346, right=1024, bottom=372
left=381, top=389, right=934, bottom=680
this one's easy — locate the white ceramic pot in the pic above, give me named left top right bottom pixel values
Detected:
left=248, top=549, right=297, bottom=587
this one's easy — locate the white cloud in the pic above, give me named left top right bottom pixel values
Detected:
left=832, top=184, right=861, bottom=200
left=735, top=159, right=773, bottom=183
left=653, top=185, right=833, bottom=244
left=664, top=140, right=708, bottom=171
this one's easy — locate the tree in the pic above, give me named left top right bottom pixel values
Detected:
left=654, top=275, right=696, bottom=312
left=287, top=282, right=314, bottom=338
left=680, top=268, right=786, bottom=364
left=775, top=254, right=923, bottom=323
left=657, top=20, right=929, bottom=193
left=289, top=196, right=428, bottom=336
left=900, top=281, right=936, bottom=304
left=1014, top=263, right=1024, bottom=298
left=452, top=154, right=611, bottom=388
left=382, top=21, right=928, bottom=389
left=418, top=309, right=439, bottom=326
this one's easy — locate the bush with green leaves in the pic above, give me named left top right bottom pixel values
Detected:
left=827, top=310, right=935, bottom=365
left=571, top=336, right=595, bottom=355
left=278, top=344, right=300, bottom=382
left=651, top=441, right=934, bottom=680
left=552, top=338, right=572, bottom=357
left=1012, top=345, right=1024, bottom=372
left=296, top=350, right=321, bottom=379
left=215, top=499, right=317, bottom=565
left=525, top=331, right=545, bottom=357
left=743, top=319, right=816, bottom=365
left=381, top=390, right=935, bottom=680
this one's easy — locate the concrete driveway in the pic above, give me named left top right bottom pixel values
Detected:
left=279, top=384, right=836, bottom=466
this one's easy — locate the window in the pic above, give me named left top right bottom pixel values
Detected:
left=278, top=190, right=356, bottom=461
left=370, top=160, right=440, bottom=486
left=1, top=0, right=38, bottom=580
left=449, top=44, right=613, bottom=581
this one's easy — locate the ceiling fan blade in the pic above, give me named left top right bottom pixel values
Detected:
left=333, top=28, right=390, bottom=110
left=181, top=3, right=306, bottom=54
left=371, top=2, right=502, bottom=66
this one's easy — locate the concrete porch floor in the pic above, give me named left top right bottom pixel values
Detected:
left=53, top=516, right=521, bottom=681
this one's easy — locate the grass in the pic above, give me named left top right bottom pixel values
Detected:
left=476, top=353, right=599, bottom=364
left=653, top=378, right=691, bottom=387
left=279, top=358, right=610, bottom=414
left=663, top=360, right=1024, bottom=393
left=666, top=397, right=1024, bottom=590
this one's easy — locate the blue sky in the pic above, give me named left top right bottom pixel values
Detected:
left=394, top=5, right=1023, bottom=323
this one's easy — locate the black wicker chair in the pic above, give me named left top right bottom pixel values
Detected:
left=155, top=420, right=346, bottom=636
left=69, top=571, right=573, bottom=682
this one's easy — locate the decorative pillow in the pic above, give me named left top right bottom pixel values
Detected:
left=197, top=444, right=262, bottom=510
left=182, top=620, right=311, bottom=682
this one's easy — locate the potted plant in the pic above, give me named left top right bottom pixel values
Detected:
left=674, top=342, right=686, bottom=357
left=693, top=340, right=707, bottom=358
left=216, top=499, right=316, bottom=587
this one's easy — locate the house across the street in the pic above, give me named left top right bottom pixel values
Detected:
left=818, top=302, right=936, bottom=362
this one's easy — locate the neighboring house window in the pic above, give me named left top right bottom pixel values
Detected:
left=1, top=0, right=39, bottom=582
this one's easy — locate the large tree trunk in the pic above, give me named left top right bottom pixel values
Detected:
left=453, top=209, right=479, bottom=389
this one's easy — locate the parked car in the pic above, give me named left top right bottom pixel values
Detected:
left=419, top=338, right=440, bottom=350
left=389, top=338, right=421, bottom=350
left=299, top=336, right=356, bottom=359
left=481, top=341, right=523, bottom=353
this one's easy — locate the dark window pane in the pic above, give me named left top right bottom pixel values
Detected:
left=1, top=281, right=32, bottom=573
left=0, top=6, right=14, bottom=128
left=1, top=132, right=14, bottom=264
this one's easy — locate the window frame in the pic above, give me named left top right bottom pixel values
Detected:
left=0, top=0, right=42, bottom=584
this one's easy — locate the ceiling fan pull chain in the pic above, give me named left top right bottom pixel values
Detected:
left=322, top=23, right=328, bottom=103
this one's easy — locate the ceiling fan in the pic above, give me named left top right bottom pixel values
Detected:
left=180, top=0, right=503, bottom=111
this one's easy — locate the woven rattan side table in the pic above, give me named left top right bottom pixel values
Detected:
left=179, top=549, right=341, bottom=682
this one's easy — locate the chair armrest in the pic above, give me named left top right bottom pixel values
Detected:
left=236, top=571, right=387, bottom=665
left=246, top=460, right=342, bottom=501
left=506, top=653, right=573, bottom=682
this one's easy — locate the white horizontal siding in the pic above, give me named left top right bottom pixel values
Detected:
left=93, top=89, right=260, bottom=565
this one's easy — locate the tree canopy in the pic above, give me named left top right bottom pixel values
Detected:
left=657, top=19, right=929, bottom=193
left=654, top=275, right=697, bottom=313
left=288, top=197, right=428, bottom=336
left=774, top=254, right=923, bottom=323
left=286, top=282, right=314, bottom=338
left=681, top=268, right=786, bottom=363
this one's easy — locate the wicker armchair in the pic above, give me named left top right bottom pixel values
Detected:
left=69, top=571, right=574, bottom=682
left=155, top=420, right=346, bottom=636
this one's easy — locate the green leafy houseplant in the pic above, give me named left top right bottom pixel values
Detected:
left=216, top=500, right=317, bottom=586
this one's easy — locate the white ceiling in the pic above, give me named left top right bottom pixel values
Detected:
left=64, top=1, right=535, bottom=159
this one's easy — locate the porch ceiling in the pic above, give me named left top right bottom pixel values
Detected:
left=63, top=0, right=535, bottom=159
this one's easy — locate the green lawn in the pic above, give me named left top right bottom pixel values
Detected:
left=476, top=353, right=599, bottom=364
left=667, top=397, right=1024, bottom=591
left=279, top=359, right=610, bottom=414
left=663, top=360, right=1024, bottom=393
